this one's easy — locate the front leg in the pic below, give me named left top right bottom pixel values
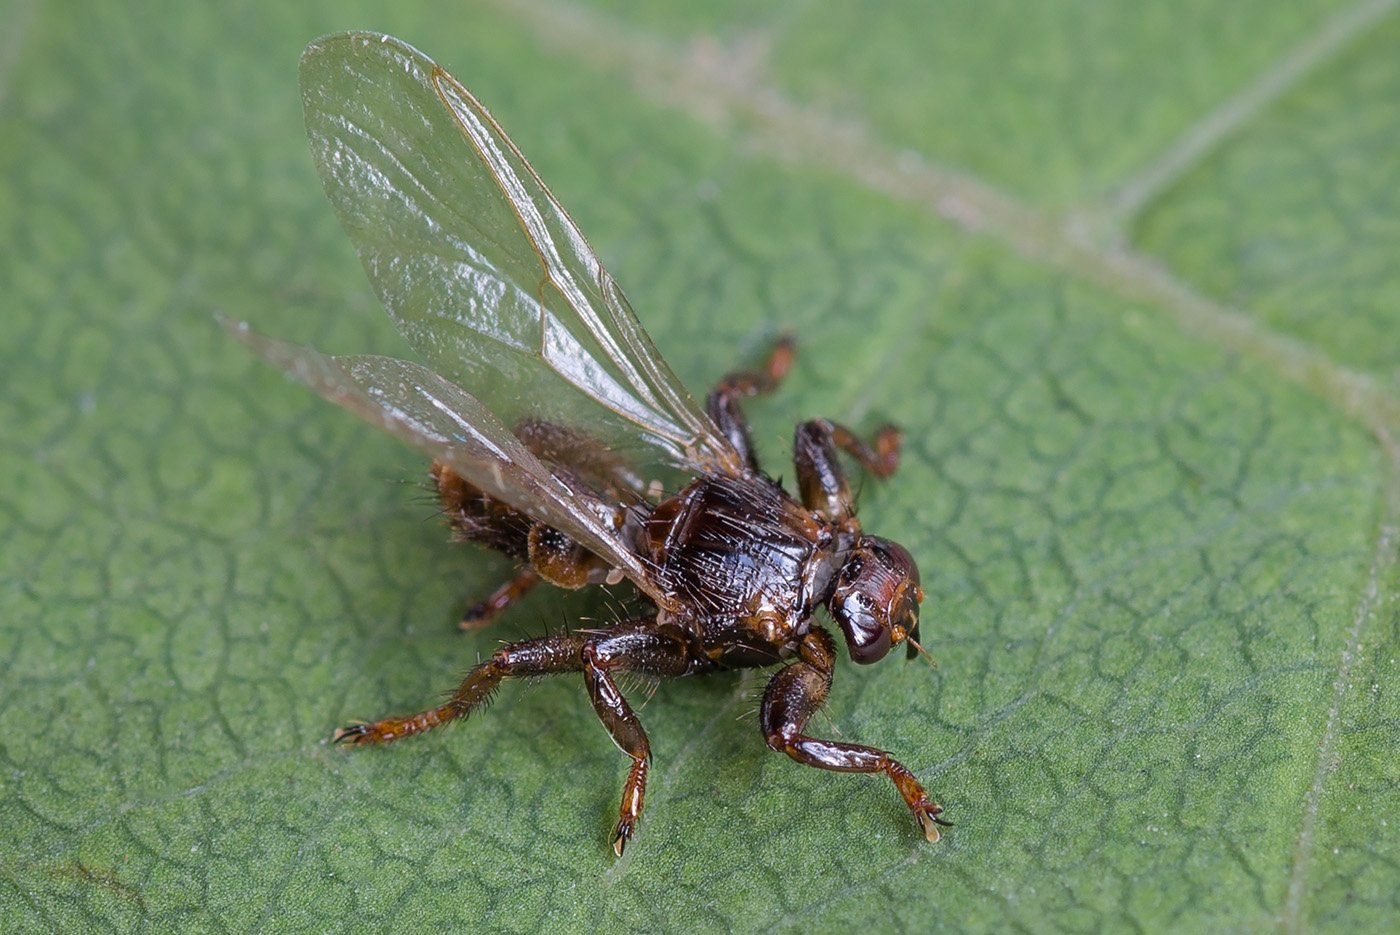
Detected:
left=792, top=418, right=902, bottom=522
left=706, top=335, right=796, bottom=472
left=760, top=627, right=947, bottom=842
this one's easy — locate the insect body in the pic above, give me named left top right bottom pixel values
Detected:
left=230, top=31, right=947, bottom=855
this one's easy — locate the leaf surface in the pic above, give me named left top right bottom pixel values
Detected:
left=2, top=0, right=1397, bottom=931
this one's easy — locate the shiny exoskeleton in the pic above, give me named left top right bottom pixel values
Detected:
left=228, top=32, right=951, bottom=858
left=334, top=338, right=947, bottom=854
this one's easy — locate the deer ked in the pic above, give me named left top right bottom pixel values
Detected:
left=229, top=30, right=948, bottom=856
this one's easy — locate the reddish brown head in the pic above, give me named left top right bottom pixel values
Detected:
left=827, top=536, right=924, bottom=663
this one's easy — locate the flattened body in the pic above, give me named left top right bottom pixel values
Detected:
left=644, top=475, right=838, bottom=661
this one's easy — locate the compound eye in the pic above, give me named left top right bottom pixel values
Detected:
left=836, top=589, right=892, bottom=664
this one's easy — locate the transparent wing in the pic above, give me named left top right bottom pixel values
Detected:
left=225, top=320, right=674, bottom=608
left=299, top=32, right=744, bottom=484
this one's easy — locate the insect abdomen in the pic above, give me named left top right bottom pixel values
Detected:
left=433, top=460, right=532, bottom=559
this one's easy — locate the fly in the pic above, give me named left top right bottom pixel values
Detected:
left=228, top=31, right=947, bottom=855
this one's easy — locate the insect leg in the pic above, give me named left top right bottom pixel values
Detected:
left=706, top=335, right=796, bottom=472
left=581, top=624, right=695, bottom=856
left=760, top=626, right=947, bottom=842
left=433, top=458, right=603, bottom=617
left=459, top=566, right=540, bottom=630
left=792, top=418, right=901, bottom=521
left=333, top=633, right=585, bottom=745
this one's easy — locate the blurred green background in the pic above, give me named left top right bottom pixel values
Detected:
left=3, top=0, right=1398, bottom=930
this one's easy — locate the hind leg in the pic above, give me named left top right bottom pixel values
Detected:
left=333, top=632, right=586, bottom=744
left=334, top=619, right=698, bottom=856
left=458, top=566, right=539, bottom=630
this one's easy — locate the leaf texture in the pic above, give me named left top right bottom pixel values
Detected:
left=2, top=0, right=1397, bottom=931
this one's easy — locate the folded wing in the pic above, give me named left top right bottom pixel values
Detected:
left=225, top=321, right=675, bottom=609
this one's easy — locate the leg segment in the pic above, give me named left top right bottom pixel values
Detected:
left=760, top=627, right=947, bottom=842
left=792, top=418, right=902, bottom=522
left=582, top=625, right=696, bottom=855
left=334, top=632, right=585, bottom=744
left=459, top=567, right=540, bottom=630
left=334, top=620, right=698, bottom=856
left=706, top=335, right=796, bottom=471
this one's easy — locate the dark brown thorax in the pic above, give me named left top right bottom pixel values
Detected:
left=644, top=474, right=837, bottom=650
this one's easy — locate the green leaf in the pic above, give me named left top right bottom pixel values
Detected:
left=3, top=0, right=1397, bottom=931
